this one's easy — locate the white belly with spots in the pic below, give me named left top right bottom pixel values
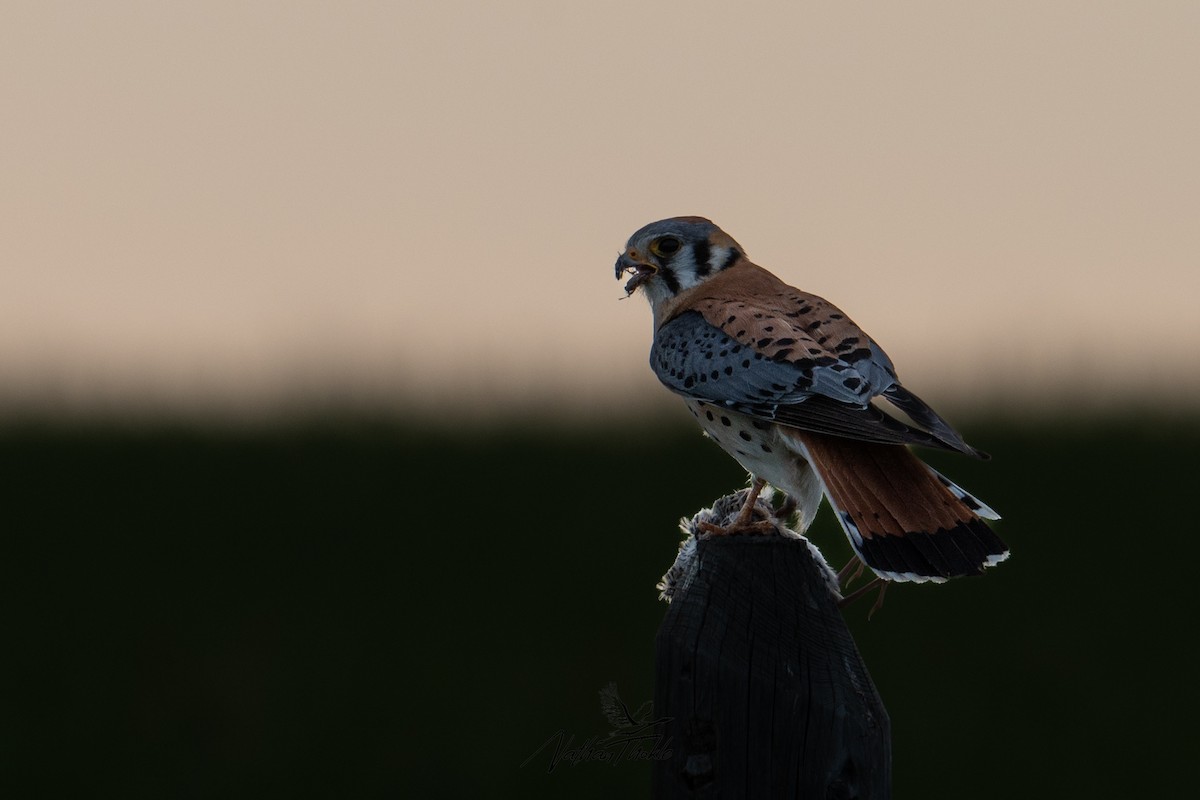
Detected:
left=683, top=399, right=825, bottom=531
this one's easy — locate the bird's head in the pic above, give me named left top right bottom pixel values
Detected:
left=615, top=216, right=744, bottom=308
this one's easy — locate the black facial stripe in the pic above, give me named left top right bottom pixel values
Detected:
left=660, top=266, right=681, bottom=294
left=719, top=248, right=741, bottom=271
left=692, top=240, right=711, bottom=278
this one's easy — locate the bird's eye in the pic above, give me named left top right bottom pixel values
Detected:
left=652, top=236, right=682, bottom=257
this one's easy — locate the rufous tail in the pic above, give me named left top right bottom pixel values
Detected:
left=794, top=432, right=1009, bottom=583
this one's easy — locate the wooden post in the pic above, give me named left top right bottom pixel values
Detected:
left=653, top=536, right=891, bottom=799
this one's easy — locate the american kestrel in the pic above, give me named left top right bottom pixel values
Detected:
left=616, top=216, right=1008, bottom=584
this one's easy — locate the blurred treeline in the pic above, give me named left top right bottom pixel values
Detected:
left=1, top=412, right=1196, bottom=798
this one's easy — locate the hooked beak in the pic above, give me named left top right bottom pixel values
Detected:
left=615, top=251, right=657, bottom=296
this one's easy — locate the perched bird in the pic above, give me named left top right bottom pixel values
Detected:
left=615, top=216, right=1008, bottom=584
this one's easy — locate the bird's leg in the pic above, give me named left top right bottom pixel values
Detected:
left=837, top=555, right=865, bottom=589
left=837, top=577, right=889, bottom=618
left=697, top=477, right=776, bottom=536
left=731, top=477, right=768, bottom=528
left=868, top=582, right=889, bottom=620
left=772, top=492, right=797, bottom=523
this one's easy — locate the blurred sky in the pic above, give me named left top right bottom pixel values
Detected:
left=2, top=1, right=1197, bottom=420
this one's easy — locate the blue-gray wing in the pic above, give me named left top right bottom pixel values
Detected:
left=651, top=310, right=980, bottom=455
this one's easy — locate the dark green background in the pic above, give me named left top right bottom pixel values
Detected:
left=2, top=413, right=1195, bottom=797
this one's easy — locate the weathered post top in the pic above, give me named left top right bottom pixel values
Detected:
left=653, top=495, right=891, bottom=799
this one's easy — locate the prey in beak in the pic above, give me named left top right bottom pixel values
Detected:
left=615, top=251, right=657, bottom=296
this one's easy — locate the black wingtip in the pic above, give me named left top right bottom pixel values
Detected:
left=881, top=385, right=988, bottom=459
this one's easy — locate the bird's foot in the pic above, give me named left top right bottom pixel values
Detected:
left=696, top=518, right=778, bottom=537
left=837, top=577, right=889, bottom=619
left=696, top=478, right=776, bottom=537
left=837, top=555, right=866, bottom=589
